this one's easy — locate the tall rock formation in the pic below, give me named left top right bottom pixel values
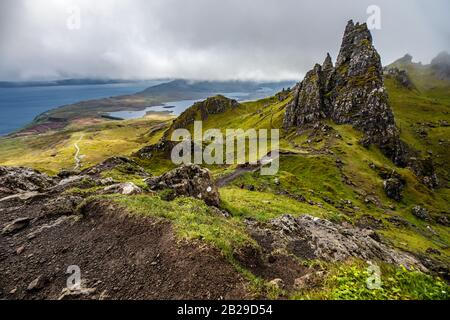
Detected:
left=284, top=64, right=327, bottom=128
left=284, top=20, right=436, bottom=186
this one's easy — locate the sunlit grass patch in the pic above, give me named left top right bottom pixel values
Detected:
left=293, top=260, right=449, bottom=300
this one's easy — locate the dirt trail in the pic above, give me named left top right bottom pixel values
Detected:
left=73, top=135, right=84, bottom=170
left=216, top=166, right=259, bottom=187
left=215, top=150, right=303, bottom=187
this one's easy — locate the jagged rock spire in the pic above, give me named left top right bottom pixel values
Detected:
left=283, top=64, right=327, bottom=129
left=283, top=21, right=438, bottom=186
left=284, top=20, right=391, bottom=139
left=321, top=53, right=334, bottom=95
left=336, top=20, right=372, bottom=68
left=322, top=53, right=333, bottom=71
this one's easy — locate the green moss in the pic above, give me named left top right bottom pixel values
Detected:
left=337, top=64, right=349, bottom=76
left=220, top=187, right=332, bottom=222
left=294, top=260, right=449, bottom=300
left=360, top=39, right=371, bottom=47
left=64, top=186, right=103, bottom=196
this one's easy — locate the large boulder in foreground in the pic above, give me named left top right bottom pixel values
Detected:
left=248, top=214, right=425, bottom=270
left=145, top=164, right=220, bottom=206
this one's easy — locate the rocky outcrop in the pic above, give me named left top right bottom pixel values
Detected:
left=374, top=168, right=406, bottom=201
left=135, top=96, right=239, bottom=160
left=164, top=95, right=239, bottom=140
left=283, top=20, right=437, bottom=186
left=145, top=164, right=220, bottom=206
left=284, top=64, right=328, bottom=129
left=383, top=177, right=405, bottom=201
left=383, top=67, right=416, bottom=90
left=2, top=217, right=31, bottom=235
left=406, top=156, right=438, bottom=188
left=0, top=167, right=55, bottom=197
left=43, top=195, right=84, bottom=217
left=247, top=214, right=425, bottom=270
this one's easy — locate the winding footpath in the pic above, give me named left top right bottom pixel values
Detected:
left=73, top=135, right=84, bottom=171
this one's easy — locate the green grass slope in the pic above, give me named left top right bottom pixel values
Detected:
left=0, top=66, right=449, bottom=299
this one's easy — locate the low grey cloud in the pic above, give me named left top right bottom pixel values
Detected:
left=0, top=0, right=448, bottom=81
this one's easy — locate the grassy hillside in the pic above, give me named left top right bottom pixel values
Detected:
left=384, top=64, right=450, bottom=186
left=0, top=65, right=449, bottom=299
left=0, top=114, right=172, bottom=175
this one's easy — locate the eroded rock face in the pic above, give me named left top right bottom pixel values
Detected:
left=145, top=164, right=220, bottom=206
left=383, top=67, right=416, bottom=90
left=383, top=177, right=405, bottom=201
left=247, top=214, right=425, bottom=270
left=284, top=64, right=328, bottom=129
left=283, top=20, right=436, bottom=185
left=0, top=166, right=55, bottom=197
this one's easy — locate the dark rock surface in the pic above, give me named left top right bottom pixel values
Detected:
left=284, top=64, right=328, bottom=129
left=247, top=214, right=425, bottom=270
left=383, top=67, right=416, bottom=90
left=2, top=217, right=31, bottom=235
left=146, top=164, right=220, bottom=206
left=383, top=177, right=405, bottom=201
left=0, top=166, right=56, bottom=196
left=412, top=206, right=431, bottom=221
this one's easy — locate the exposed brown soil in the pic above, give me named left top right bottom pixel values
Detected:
left=0, top=199, right=249, bottom=300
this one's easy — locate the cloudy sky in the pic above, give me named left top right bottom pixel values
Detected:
left=0, top=0, right=449, bottom=81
